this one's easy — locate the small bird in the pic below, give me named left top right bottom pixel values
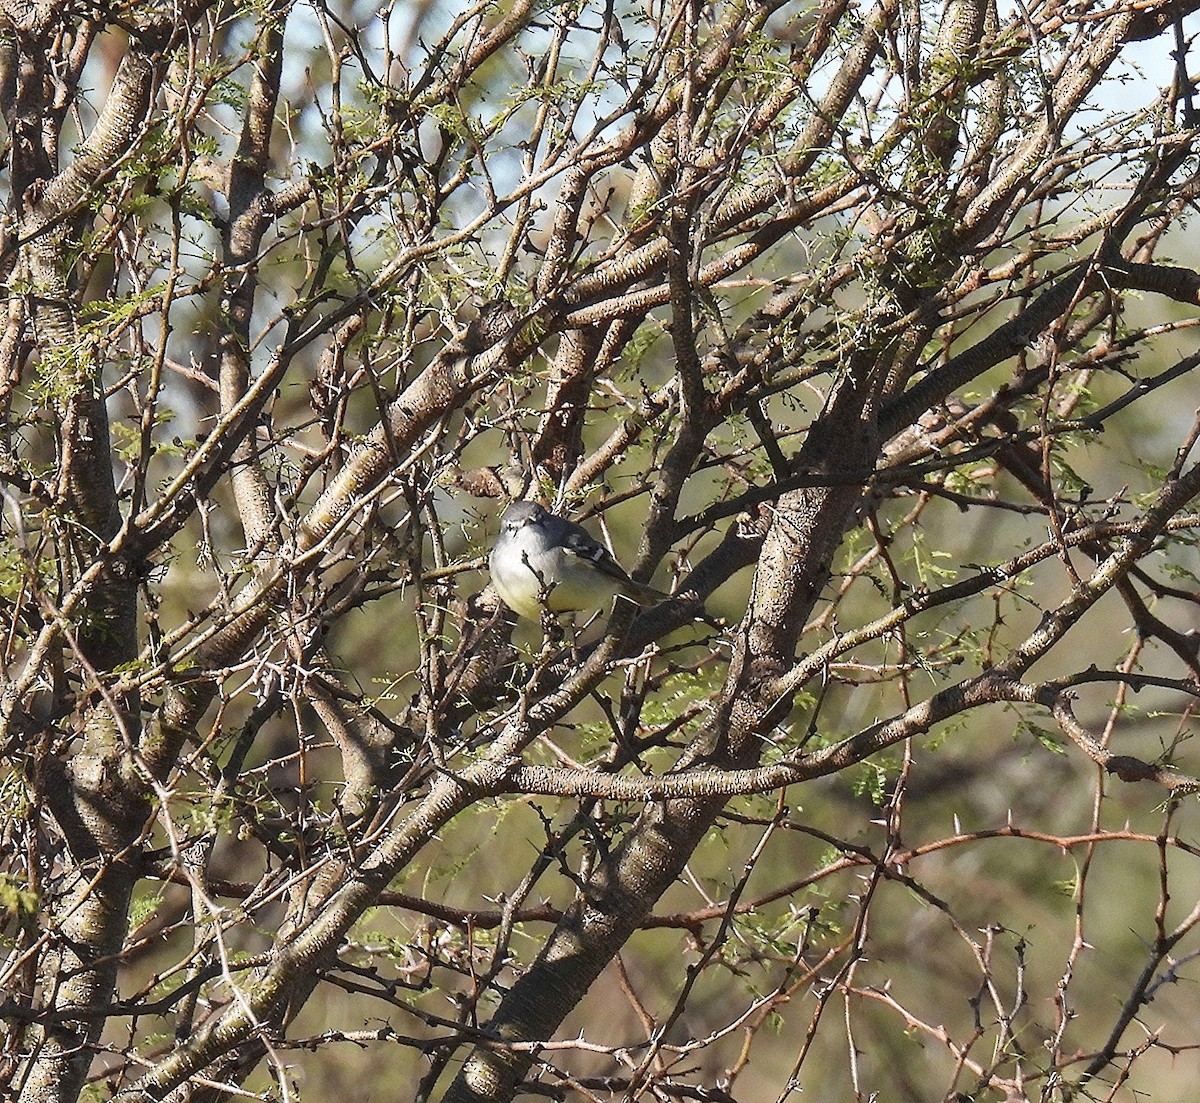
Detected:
left=489, top=501, right=668, bottom=619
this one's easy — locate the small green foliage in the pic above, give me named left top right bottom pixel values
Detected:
left=0, top=537, right=51, bottom=600
left=32, top=335, right=99, bottom=403
left=130, top=888, right=166, bottom=929
left=82, top=285, right=169, bottom=328
left=762, top=1008, right=786, bottom=1034
left=1161, top=561, right=1200, bottom=587
left=924, top=712, right=970, bottom=752
left=639, top=665, right=722, bottom=730
left=1052, top=876, right=1079, bottom=898
left=944, top=468, right=985, bottom=497
left=110, top=417, right=166, bottom=464
left=0, top=873, right=38, bottom=917
left=908, top=529, right=956, bottom=586
left=1129, top=460, right=1172, bottom=506
left=615, top=324, right=663, bottom=374
left=1017, top=719, right=1067, bottom=755
left=0, top=769, right=29, bottom=818
left=1049, top=454, right=1093, bottom=500
left=346, top=921, right=429, bottom=964
left=213, top=71, right=250, bottom=113
left=851, top=757, right=893, bottom=803
left=428, top=102, right=480, bottom=144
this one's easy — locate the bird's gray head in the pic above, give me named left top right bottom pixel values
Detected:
left=499, top=500, right=548, bottom=534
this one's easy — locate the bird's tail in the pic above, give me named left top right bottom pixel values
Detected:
left=618, top=579, right=671, bottom=607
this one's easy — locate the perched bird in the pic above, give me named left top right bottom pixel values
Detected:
left=489, top=500, right=668, bottom=619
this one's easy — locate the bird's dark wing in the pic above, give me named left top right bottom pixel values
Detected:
left=559, top=520, right=636, bottom=585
